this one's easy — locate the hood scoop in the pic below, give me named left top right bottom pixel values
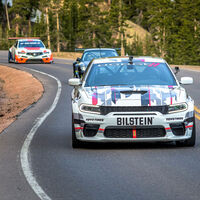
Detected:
left=120, top=90, right=148, bottom=95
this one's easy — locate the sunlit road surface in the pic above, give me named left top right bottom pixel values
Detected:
left=0, top=50, right=200, bottom=200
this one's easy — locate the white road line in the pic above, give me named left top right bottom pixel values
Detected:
left=20, top=69, right=62, bottom=200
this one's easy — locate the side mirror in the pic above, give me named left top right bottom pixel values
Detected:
left=174, top=66, right=180, bottom=75
left=76, top=57, right=81, bottom=62
left=180, top=77, right=193, bottom=85
left=68, top=78, right=82, bottom=86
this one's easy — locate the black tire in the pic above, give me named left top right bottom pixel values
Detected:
left=14, top=55, right=18, bottom=64
left=8, top=51, right=11, bottom=63
left=72, top=116, right=83, bottom=148
left=176, top=117, right=196, bottom=147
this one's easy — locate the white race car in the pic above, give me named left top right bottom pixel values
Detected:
left=69, top=56, right=195, bottom=148
left=8, top=38, right=53, bottom=64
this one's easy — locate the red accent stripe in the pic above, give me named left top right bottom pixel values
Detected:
left=99, top=128, right=104, bottom=131
left=148, top=63, right=155, bottom=67
left=165, top=127, right=171, bottom=130
left=92, top=94, right=98, bottom=105
left=132, top=129, right=137, bottom=138
left=185, top=125, right=193, bottom=128
left=92, top=87, right=98, bottom=105
left=75, top=127, right=83, bottom=130
left=153, top=63, right=160, bottom=67
left=24, top=47, right=41, bottom=50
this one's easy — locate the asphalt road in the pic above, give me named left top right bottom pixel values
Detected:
left=0, top=50, right=200, bottom=200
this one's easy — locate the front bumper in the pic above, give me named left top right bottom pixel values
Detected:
left=73, top=110, right=194, bottom=143
left=15, top=54, right=53, bottom=63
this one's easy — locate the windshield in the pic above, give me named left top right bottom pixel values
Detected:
left=19, top=41, right=45, bottom=48
left=85, top=61, right=177, bottom=87
left=82, top=50, right=118, bottom=61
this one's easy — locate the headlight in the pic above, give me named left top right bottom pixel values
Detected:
left=168, top=103, right=188, bottom=113
left=80, top=104, right=100, bottom=114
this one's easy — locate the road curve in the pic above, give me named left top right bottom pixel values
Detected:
left=0, top=50, right=200, bottom=200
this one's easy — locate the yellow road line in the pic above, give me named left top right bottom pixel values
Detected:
left=194, top=106, right=200, bottom=114
left=195, top=113, right=200, bottom=121
left=194, top=106, right=200, bottom=120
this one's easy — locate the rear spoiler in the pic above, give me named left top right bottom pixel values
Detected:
left=75, top=48, right=121, bottom=52
left=8, top=37, right=40, bottom=40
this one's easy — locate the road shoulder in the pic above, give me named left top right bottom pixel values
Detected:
left=0, top=65, right=44, bottom=133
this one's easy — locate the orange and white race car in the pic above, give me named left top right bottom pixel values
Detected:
left=8, top=38, right=53, bottom=64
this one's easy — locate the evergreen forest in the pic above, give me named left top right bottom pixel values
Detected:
left=0, top=0, right=200, bottom=65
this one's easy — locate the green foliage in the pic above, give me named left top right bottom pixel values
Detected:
left=1, top=0, right=200, bottom=65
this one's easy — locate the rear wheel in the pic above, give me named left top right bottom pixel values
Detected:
left=176, top=117, right=196, bottom=147
left=72, top=115, right=83, bottom=148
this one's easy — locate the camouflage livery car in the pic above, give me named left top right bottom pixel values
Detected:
left=68, top=56, right=195, bottom=148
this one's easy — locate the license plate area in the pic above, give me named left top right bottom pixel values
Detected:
left=116, top=117, right=154, bottom=126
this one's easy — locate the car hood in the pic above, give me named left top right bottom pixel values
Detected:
left=84, top=85, right=186, bottom=106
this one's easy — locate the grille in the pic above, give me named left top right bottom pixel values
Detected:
left=104, top=126, right=166, bottom=138
left=27, top=52, right=43, bottom=56
left=26, top=59, right=43, bottom=64
left=100, top=106, right=168, bottom=115
left=170, top=123, right=185, bottom=136
left=83, top=124, right=99, bottom=137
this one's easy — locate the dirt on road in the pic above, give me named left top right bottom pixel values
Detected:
left=0, top=65, right=43, bottom=133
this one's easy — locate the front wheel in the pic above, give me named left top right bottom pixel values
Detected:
left=72, top=116, right=83, bottom=148
left=176, top=117, right=196, bottom=147
left=8, top=51, right=11, bottom=63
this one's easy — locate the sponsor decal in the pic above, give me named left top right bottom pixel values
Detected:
left=117, top=117, right=153, bottom=126
left=86, top=118, right=104, bottom=122
left=148, top=63, right=160, bottom=67
left=166, top=117, right=183, bottom=121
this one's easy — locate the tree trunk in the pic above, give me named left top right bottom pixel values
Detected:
left=46, top=7, right=51, bottom=49
left=56, top=12, right=60, bottom=52
left=5, top=0, right=10, bottom=31
left=92, top=31, right=96, bottom=48
left=16, top=14, right=19, bottom=36
left=119, top=0, right=125, bottom=56
left=28, top=19, right=31, bottom=36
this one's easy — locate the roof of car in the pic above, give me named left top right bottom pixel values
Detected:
left=84, top=48, right=117, bottom=52
left=18, top=39, right=41, bottom=42
left=92, top=56, right=166, bottom=64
